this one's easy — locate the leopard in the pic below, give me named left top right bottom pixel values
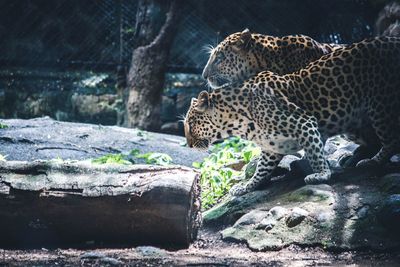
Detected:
left=201, top=29, right=382, bottom=167
left=202, top=29, right=344, bottom=88
left=185, top=36, right=400, bottom=196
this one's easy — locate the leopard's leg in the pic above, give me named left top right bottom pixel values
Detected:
left=342, top=145, right=380, bottom=167
left=341, top=129, right=381, bottom=168
left=229, top=151, right=283, bottom=196
left=297, top=119, right=331, bottom=184
left=357, top=101, right=400, bottom=167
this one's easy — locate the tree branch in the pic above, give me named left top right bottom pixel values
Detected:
left=150, top=0, right=183, bottom=49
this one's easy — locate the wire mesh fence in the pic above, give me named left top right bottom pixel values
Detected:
left=0, top=0, right=381, bottom=74
left=0, top=0, right=131, bottom=71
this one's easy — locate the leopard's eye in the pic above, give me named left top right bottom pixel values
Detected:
left=215, top=52, right=225, bottom=63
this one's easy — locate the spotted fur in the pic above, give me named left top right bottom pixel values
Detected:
left=202, top=29, right=384, bottom=167
left=202, top=29, right=344, bottom=88
left=186, top=37, right=400, bottom=195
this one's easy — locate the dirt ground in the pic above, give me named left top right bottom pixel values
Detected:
left=1, top=228, right=399, bottom=267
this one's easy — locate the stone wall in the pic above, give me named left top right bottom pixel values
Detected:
left=0, top=69, right=203, bottom=135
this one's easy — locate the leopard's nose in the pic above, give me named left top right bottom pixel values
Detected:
left=187, top=139, right=193, bottom=148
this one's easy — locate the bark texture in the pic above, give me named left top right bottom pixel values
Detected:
left=0, top=160, right=201, bottom=248
left=126, top=0, right=183, bottom=131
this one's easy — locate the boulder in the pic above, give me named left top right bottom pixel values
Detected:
left=210, top=159, right=400, bottom=251
left=285, top=207, right=309, bottom=228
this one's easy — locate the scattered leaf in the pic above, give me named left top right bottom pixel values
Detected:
left=0, top=123, right=8, bottom=129
left=136, top=152, right=173, bottom=166
left=92, top=150, right=173, bottom=166
left=92, top=154, right=131, bottom=165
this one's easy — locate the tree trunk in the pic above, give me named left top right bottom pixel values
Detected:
left=125, top=0, right=183, bottom=131
left=0, top=160, right=201, bottom=248
left=133, top=0, right=163, bottom=47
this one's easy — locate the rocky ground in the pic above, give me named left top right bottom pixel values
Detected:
left=205, top=164, right=400, bottom=252
left=1, top=117, right=400, bottom=266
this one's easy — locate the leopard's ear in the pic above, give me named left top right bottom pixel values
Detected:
left=195, top=91, right=210, bottom=112
left=233, top=28, right=252, bottom=51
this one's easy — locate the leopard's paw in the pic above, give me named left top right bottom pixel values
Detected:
left=356, top=158, right=379, bottom=168
left=304, top=172, right=331, bottom=184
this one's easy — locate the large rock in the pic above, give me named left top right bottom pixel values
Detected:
left=205, top=137, right=400, bottom=251
left=218, top=174, right=400, bottom=251
left=0, top=117, right=207, bottom=167
left=285, top=207, right=308, bottom=227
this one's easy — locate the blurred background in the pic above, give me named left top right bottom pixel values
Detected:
left=0, top=0, right=396, bottom=135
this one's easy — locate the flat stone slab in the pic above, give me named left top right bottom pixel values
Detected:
left=0, top=117, right=207, bottom=167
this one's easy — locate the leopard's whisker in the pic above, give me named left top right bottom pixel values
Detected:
left=202, top=44, right=215, bottom=55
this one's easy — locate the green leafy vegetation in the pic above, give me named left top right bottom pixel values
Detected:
left=193, top=137, right=260, bottom=210
left=92, top=153, right=132, bottom=165
left=92, top=149, right=173, bottom=166
left=0, top=123, right=8, bottom=129
left=136, top=152, right=173, bottom=166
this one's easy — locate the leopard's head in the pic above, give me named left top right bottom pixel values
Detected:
left=184, top=91, right=225, bottom=149
left=202, top=29, right=261, bottom=88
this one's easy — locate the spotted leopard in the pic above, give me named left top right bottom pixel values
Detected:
left=185, top=36, right=400, bottom=196
left=202, top=29, right=344, bottom=88
left=202, top=29, right=382, bottom=167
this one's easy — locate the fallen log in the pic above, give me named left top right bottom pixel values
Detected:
left=0, top=160, right=201, bottom=248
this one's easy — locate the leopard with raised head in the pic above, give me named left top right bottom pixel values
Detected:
left=202, top=29, right=344, bottom=88
left=186, top=37, right=400, bottom=196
